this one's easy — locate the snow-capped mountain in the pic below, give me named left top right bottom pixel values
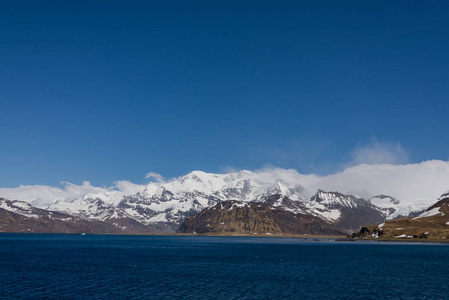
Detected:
left=117, top=189, right=221, bottom=231
left=0, top=198, right=157, bottom=234
left=368, top=194, right=428, bottom=219
left=45, top=171, right=309, bottom=231
left=48, top=195, right=124, bottom=220
left=96, top=171, right=316, bottom=231
left=305, top=190, right=389, bottom=232
left=1, top=198, right=55, bottom=220
left=2, top=170, right=443, bottom=233
left=253, top=189, right=392, bottom=232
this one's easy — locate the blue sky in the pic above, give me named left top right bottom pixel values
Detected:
left=1, top=1, right=449, bottom=187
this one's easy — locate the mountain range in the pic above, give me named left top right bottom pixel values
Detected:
left=0, top=170, right=441, bottom=235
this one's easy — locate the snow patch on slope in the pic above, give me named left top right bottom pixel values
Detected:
left=413, top=207, right=444, bottom=220
left=0, top=199, right=40, bottom=218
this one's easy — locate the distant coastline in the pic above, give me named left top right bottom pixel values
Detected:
left=3, top=231, right=449, bottom=244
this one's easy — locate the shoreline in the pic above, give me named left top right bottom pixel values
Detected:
left=339, top=237, right=449, bottom=244
left=0, top=231, right=344, bottom=239
left=2, top=231, right=449, bottom=243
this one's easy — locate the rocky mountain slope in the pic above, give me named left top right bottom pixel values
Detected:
left=352, top=193, right=449, bottom=240
left=177, top=200, right=346, bottom=236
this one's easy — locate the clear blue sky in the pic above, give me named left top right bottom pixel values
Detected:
left=1, top=1, right=449, bottom=187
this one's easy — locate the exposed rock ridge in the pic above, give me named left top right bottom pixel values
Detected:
left=177, top=200, right=346, bottom=236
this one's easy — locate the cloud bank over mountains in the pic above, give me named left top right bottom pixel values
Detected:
left=350, top=140, right=409, bottom=166
left=317, top=160, right=449, bottom=202
left=1, top=160, right=448, bottom=207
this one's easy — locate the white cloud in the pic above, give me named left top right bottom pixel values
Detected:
left=218, top=165, right=241, bottom=174
left=254, top=167, right=319, bottom=188
left=113, top=180, right=145, bottom=195
left=314, top=160, right=449, bottom=203
left=252, top=160, right=449, bottom=204
left=0, top=180, right=147, bottom=208
left=350, top=140, right=409, bottom=165
left=0, top=181, right=111, bottom=207
left=145, top=172, right=165, bottom=183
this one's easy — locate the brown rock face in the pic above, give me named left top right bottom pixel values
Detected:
left=352, top=197, right=449, bottom=240
left=177, top=200, right=346, bottom=236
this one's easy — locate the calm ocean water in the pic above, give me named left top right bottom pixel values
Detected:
left=1, top=234, right=448, bottom=299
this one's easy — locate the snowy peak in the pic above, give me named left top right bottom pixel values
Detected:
left=259, top=181, right=306, bottom=201
left=141, top=184, right=168, bottom=198
left=163, top=170, right=227, bottom=194
left=302, top=190, right=389, bottom=231
left=217, top=178, right=270, bottom=201
left=0, top=198, right=42, bottom=219
left=0, top=198, right=161, bottom=234
left=310, top=190, right=360, bottom=209
left=216, top=179, right=254, bottom=200
left=47, top=196, right=134, bottom=222
left=368, top=194, right=430, bottom=220
left=141, top=170, right=289, bottom=202
left=0, top=198, right=82, bottom=222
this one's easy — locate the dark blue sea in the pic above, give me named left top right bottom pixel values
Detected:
left=1, top=234, right=448, bottom=299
